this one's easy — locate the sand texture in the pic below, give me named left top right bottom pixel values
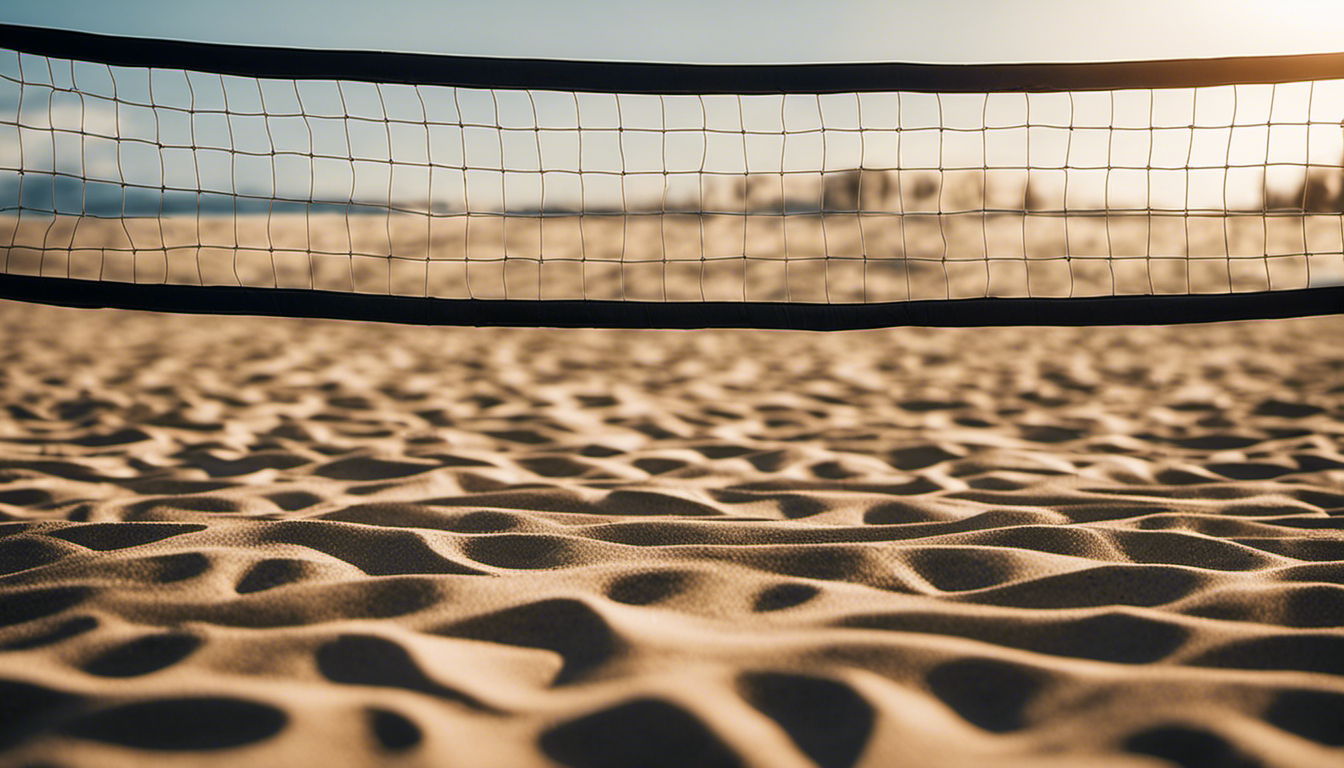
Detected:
left=1, top=302, right=1343, bottom=767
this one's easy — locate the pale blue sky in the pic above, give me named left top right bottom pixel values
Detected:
left=3, top=0, right=1344, bottom=63
left=4, top=1, right=1344, bottom=213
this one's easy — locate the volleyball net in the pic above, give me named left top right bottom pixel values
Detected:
left=1, top=23, right=1341, bottom=328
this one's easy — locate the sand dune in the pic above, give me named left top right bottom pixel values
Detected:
left=1, top=300, right=1343, bottom=767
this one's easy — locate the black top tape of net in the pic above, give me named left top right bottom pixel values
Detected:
left=2, top=274, right=1340, bottom=329
left=4, top=24, right=1344, bottom=94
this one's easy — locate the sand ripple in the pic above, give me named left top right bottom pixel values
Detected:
left=1, top=302, right=1342, bottom=766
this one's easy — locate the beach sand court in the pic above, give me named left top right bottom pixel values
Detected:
left=1, top=301, right=1342, bottom=767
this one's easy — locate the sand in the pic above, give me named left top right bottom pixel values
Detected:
left=1, top=300, right=1343, bottom=767
left=7, top=212, right=1344, bottom=305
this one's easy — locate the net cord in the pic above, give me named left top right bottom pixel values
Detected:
left=2, top=273, right=1339, bottom=329
left=4, top=24, right=1344, bottom=95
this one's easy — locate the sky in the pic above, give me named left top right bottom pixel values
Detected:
left=3, top=0, right=1344, bottom=64
left=3, top=1, right=1344, bottom=213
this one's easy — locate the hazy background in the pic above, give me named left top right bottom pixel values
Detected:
left=3, top=0, right=1344, bottom=64
left=2, top=1, right=1344, bottom=215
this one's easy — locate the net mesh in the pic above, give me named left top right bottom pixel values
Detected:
left=3, top=40, right=1344, bottom=313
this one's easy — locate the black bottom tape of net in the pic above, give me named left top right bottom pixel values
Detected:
left=0, top=273, right=1341, bottom=329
